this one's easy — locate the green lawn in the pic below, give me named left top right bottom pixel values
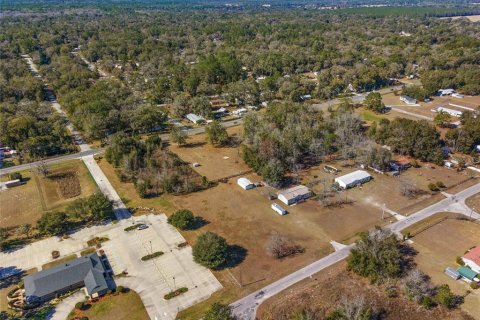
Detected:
left=69, top=290, right=149, bottom=320
left=360, top=111, right=384, bottom=122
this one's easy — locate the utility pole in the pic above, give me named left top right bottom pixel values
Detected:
left=173, top=276, right=176, bottom=290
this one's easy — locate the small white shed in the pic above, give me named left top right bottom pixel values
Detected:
left=271, top=203, right=287, bottom=215
left=237, top=177, right=255, bottom=190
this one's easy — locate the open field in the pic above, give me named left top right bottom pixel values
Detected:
left=466, top=193, right=480, bottom=212
left=169, top=126, right=250, bottom=181
left=67, top=290, right=149, bottom=320
left=441, top=15, right=480, bottom=22
left=98, top=128, right=480, bottom=318
left=410, top=215, right=480, bottom=319
left=0, top=160, right=98, bottom=228
left=257, top=261, right=472, bottom=320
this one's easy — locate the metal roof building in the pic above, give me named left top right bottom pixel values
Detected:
left=278, top=185, right=312, bottom=205
left=237, top=177, right=255, bottom=190
left=400, top=95, right=417, bottom=105
left=186, top=113, right=205, bottom=124
left=457, top=266, right=478, bottom=281
left=24, top=253, right=109, bottom=304
left=334, top=170, right=372, bottom=189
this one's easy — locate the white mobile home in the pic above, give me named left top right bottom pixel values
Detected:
left=237, top=177, right=255, bottom=190
left=334, top=170, right=372, bottom=189
left=186, top=113, right=205, bottom=124
left=277, top=185, right=312, bottom=205
left=232, top=108, right=247, bottom=116
left=434, top=106, right=462, bottom=117
left=271, top=203, right=287, bottom=215
left=400, top=95, right=417, bottom=105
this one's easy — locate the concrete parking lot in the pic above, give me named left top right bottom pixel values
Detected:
left=0, top=214, right=221, bottom=320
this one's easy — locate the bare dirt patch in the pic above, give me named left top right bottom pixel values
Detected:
left=50, top=171, right=81, bottom=199
left=257, top=261, right=471, bottom=320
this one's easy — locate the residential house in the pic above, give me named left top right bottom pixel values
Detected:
left=186, top=113, right=205, bottom=124
left=462, top=246, right=480, bottom=274
left=334, top=170, right=372, bottom=189
left=277, top=185, right=312, bottom=206
left=400, top=95, right=417, bottom=105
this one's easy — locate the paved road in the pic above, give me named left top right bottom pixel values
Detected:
left=310, top=85, right=404, bottom=112
left=231, top=182, right=480, bottom=319
left=388, top=106, right=434, bottom=121
left=0, top=149, right=102, bottom=175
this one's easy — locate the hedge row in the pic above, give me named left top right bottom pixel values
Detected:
left=164, top=287, right=188, bottom=300
left=141, top=251, right=164, bottom=261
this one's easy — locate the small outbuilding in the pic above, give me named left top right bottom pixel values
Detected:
left=186, top=113, right=205, bottom=124
left=444, top=267, right=461, bottom=280
left=457, top=266, right=478, bottom=282
left=277, top=185, right=312, bottom=206
left=400, top=95, right=417, bottom=105
left=271, top=203, right=287, bottom=215
left=237, top=177, right=255, bottom=190
left=334, top=170, right=372, bottom=189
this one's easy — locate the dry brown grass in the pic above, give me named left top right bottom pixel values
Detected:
left=68, top=290, right=149, bottom=320
left=0, top=160, right=97, bottom=229
left=411, top=216, right=480, bottom=318
left=258, top=261, right=472, bottom=320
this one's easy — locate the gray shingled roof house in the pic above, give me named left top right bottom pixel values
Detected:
left=24, top=253, right=109, bottom=304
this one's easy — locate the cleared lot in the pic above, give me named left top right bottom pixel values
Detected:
left=410, top=214, right=480, bottom=319
left=257, top=261, right=473, bottom=320
left=0, top=160, right=97, bottom=228
left=169, top=126, right=251, bottom=181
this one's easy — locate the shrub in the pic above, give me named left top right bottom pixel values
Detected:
left=75, top=301, right=84, bottom=310
left=428, top=183, right=439, bottom=192
left=204, top=303, right=235, bottom=320
left=141, top=251, right=164, bottom=261
left=456, top=257, right=465, bottom=266
left=116, top=286, right=124, bottom=293
left=9, top=172, right=22, bottom=181
left=347, top=229, right=403, bottom=284
left=435, top=284, right=456, bottom=309
left=192, top=232, right=228, bottom=269
left=164, top=287, right=188, bottom=300
left=124, top=224, right=141, bottom=232
left=470, top=282, right=479, bottom=290
left=436, top=181, right=446, bottom=189
left=177, top=242, right=188, bottom=248
left=420, top=296, right=435, bottom=309
left=52, top=250, right=60, bottom=259
left=168, top=210, right=195, bottom=230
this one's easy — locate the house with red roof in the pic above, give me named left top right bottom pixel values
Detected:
left=462, top=246, right=480, bottom=274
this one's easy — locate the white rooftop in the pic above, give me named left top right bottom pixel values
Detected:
left=335, top=170, right=371, bottom=185
left=278, top=185, right=310, bottom=201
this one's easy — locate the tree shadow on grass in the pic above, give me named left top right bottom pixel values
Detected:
left=190, top=216, right=209, bottom=230
left=0, top=267, right=26, bottom=289
left=222, top=244, right=248, bottom=269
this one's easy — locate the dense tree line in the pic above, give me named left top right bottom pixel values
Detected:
left=368, top=118, right=443, bottom=164
left=36, top=193, right=114, bottom=236
left=1, top=7, right=478, bottom=119
left=0, top=57, right=74, bottom=159
left=105, top=134, right=209, bottom=197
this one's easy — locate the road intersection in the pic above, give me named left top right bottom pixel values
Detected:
left=231, top=182, right=480, bottom=320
